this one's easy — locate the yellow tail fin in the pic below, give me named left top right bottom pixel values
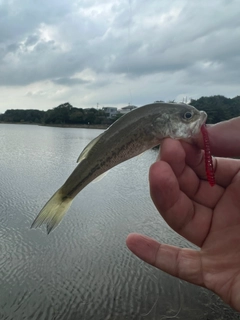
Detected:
left=31, top=189, right=73, bottom=234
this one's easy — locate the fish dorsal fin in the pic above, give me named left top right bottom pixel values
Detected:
left=77, top=132, right=104, bottom=163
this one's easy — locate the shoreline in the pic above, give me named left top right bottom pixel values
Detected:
left=40, top=123, right=109, bottom=129
left=0, top=122, right=109, bottom=129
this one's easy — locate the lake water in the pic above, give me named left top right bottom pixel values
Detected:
left=0, top=124, right=239, bottom=320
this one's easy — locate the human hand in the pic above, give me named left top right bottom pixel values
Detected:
left=126, top=118, right=240, bottom=311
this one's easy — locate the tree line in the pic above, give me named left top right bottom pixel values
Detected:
left=190, top=95, right=240, bottom=124
left=0, top=103, right=117, bottom=126
left=0, top=95, right=240, bottom=125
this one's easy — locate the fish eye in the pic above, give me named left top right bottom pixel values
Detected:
left=184, top=111, right=193, bottom=120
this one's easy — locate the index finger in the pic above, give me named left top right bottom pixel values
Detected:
left=159, top=139, right=224, bottom=207
left=181, top=141, right=240, bottom=188
left=149, top=159, right=212, bottom=247
left=193, top=117, right=240, bottom=158
left=150, top=138, right=240, bottom=247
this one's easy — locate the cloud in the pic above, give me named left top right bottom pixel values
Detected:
left=52, top=77, right=90, bottom=86
left=0, top=0, right=240, bottom=112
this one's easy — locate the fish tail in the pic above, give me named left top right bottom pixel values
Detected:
left=31, top=189, right=73, bottom=234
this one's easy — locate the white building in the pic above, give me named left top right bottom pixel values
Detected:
left=102, top=107, right=118, bottom=118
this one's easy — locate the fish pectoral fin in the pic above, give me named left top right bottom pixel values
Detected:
left=77, top=132, right=104, bottom=163
left=31, top=189, right=73, bottom=234
left=92, top=171, right=109, bottom=183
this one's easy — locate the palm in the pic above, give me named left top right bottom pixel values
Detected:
left=127, top=138, right=240, bottom=311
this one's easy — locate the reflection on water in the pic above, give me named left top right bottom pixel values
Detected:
left=0, top=124, right=238, bottom=319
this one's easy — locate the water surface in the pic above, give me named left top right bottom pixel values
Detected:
left=0, top=124, right=238, bottom=319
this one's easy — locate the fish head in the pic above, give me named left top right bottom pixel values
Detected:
left=153, top=104, right=207, bottom=140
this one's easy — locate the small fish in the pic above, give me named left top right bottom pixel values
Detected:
left=31, top=102, right=207, bottom=233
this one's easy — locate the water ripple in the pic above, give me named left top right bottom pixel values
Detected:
left=0, top=125, right=239, bottom=319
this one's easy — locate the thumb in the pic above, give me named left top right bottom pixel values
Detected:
left=126, top=233, right=203, bottom=286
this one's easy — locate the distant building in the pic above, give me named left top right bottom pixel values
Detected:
left=119, top=105, right=137, bottom=114
left=102, top=107, right=118, bottom=118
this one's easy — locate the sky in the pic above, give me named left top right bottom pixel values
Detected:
left=0, top=0, right=240, bottom=113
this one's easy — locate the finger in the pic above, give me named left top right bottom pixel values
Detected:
left=160, top=138, right=239, bottom=194
left=152, top=139, right=239, bottom=245
left=159, top=138, right=189, bottom=176
left=159, top=139, right=224, bottom=209
left=181, top=141, right=240, bottom=188
left=149, top=160, right=212, bottom=246
left=126, top=233, right=203, bottom=286
left=193, top=119, right=240, bottom=158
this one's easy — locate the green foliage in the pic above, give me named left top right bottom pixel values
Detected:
left=41, top=103, right=118, bottom=125
left=0, top=109, right=45, bottom=123
left=0, top=102, right=117, bottom=126
left=190, top=95, right=240, bottom=123
left=0, top=96, right=240, bottom=126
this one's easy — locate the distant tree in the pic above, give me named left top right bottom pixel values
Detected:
left=1, top=96, right=239, bottom=125
left=69, top=111, right=85, bottom=124
left=0, top=109, right=45, bottom=123
left=190, top=95, right=240, bottom=123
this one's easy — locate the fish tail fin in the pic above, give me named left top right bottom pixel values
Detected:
left=31, top=189, right=73, bottom=234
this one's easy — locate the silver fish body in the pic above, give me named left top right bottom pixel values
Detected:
left=32, top=102, right=207, bottom=233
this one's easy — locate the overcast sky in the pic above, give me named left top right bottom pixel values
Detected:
left=0, top=0, right=240, bottom=113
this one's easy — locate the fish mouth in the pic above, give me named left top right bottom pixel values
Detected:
left=189, top=111, right=207, bottom=137
left=195, top=111, right=207, bottom=132
left=199, top=111, right=207, bottom=126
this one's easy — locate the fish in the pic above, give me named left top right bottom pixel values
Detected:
left=31, top=102, right=207, bottom=233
